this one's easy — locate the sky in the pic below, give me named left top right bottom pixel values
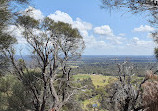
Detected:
left=13, top=0, right=156, bottom=55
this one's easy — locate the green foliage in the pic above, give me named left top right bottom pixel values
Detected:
left=0, top=75, right=17, bottom=110
left=22, top=70, right=42, bottom=89
left=0, top=33, right=16, bottom=51
left=17, top=15, right=85, bottom=59
left=73, top=74, right=116, bottom=87
left=0, top=0, right=29, bottom=51
left=14, top=0, right=29, bottom=4
left=81, top=78, right=95, bottom=90
left=78, top=90, right=93, bottom=101
left=0, top=72, right=41, bottom=111
left=96, top=86, right=109, bottom=110
left=86, top=103, right=93, bottom=109
left=62, top=96, right=83, bottom=111
left=73, top=74, right=118, bottom=111
left=0, top=0, right=30, bottom=76
left=73, top=74, right=90, bottom=81
left=17, top=15, right=39, bottom=28
left=7, top=81, right=33, bottom=111
left=44, top=17, right=82, bottom=39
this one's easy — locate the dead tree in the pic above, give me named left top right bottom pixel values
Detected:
left=105, top=62, right=149, bottom=111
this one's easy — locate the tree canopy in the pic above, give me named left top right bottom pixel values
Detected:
left=0, top=0, right=29, bottom=51
left=0, top=0, right=30, bottom=75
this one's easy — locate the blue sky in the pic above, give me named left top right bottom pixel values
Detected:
left=14, top=0, right=156, bottom=55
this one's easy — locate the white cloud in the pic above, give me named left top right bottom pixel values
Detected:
left=133, top=25, right=155, bottom=32
left=8, top=7, right=156, bottom=55
left=93, top=25, right=125, bottom=45
left=147, top=33, right=153, bottom=38
left=127, top=37, right=154, bottom=47
left=84, top=35, right=107, bottom=49
left=48, top=10, right=73, bottom=24
left=106, top=36, right=125, bottom=45
left=12, top=9, right=106, bottom=51
left=47, top=11, right=108, bottom=50
left=6, top=25, right=44, bottom=44
left=48, top=11, right=93, bottom=38
left=73, top=18, right=92, bottom=30
left=119, top=33, right=126, bottom=36
left=123, top=37, right=155, bottom=55
left=6, top=25, right=27, bottom=44
left=94, top=25, right=113, bottom=36
left=72, top=18, right=92, bottom=37
left=24, top=6, right=44, bottom=20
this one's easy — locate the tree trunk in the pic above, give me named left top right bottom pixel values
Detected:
left=123, top=97, right=130, bottom=111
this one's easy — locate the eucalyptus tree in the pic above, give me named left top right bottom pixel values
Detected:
left=0, top=0, right=29, bottom=75
left=9, top=15, right=85, bottom=111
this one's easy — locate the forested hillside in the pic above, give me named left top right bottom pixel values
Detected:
left=1, top=0, right=158, bottom=111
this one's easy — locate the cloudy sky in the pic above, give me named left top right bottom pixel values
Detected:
left=14, top=0, right=156, bottom=55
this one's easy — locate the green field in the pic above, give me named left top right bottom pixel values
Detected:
left=73, top=74, right=116, bottom=111
left=73, top=74, right=116, bottom=87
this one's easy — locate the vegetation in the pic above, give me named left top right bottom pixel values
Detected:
left=0, top=0, right=29, bottom=75
left=7, top=14, right=85, bottom=111
left=0, top=0, right=158, bottom=111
